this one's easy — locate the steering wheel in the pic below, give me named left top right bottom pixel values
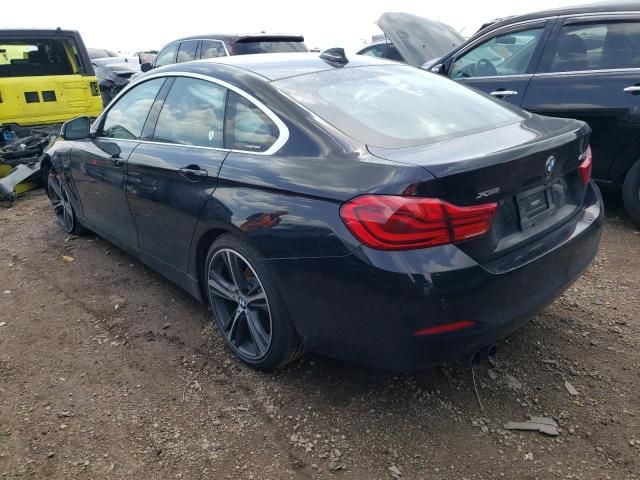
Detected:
left=476, top=58, right=498, bottom=77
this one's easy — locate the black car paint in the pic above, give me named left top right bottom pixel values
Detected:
left=46, top=54, right=603, bottom=368
left=431, top=2, right=640, bottom=189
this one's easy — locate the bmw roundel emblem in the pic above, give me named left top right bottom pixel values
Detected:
left=545, top=156, right=556, bottom=177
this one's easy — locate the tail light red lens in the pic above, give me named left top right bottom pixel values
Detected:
left=340, top=195, right=497, bottom=250
left=579, top=145, right=592, bottom=186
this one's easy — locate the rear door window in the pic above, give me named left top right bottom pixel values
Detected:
left=200, top=40, right=227, bottom=59
left=224, top=91, right=278, bottom=152
left=155, top=43, right=178, bottom=67
left=100, top=78, right=165, bottom=139
left=0, top=38, right=77, bottom=77
left=548, top=21, right=640, bottom=72
left=152, top=77, right=227, bottom=148
left=176, top=40, right=198, bottom=63
left=451, top=27, right=544, bottom=78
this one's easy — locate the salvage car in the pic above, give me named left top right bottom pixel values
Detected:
left=92, top=57, right=141, bottom=106
left=87, top=47, right=118, bottom=60
left=43, top=52, right=603, bottom=370
left=374, top=4, right=640, bottom=223
left=140, top=33, right=308, bottom=73
left=0, top=29, right=102, bottom=201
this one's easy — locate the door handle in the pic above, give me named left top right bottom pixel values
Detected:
left=623, top=85, right=640, bottom=93
left=111, top=158, right=124, bottom=167
left=490, top=89, right=518, bottom=97
left=178, top=166, right=208, bottom=177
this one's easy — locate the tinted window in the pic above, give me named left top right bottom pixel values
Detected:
left=101, top=78, right=164, bottom=139
left=549, top=21, right=640, bottom=72
left=275, top=65, right=522, bottom=148
left=224, top=91, right=278, bottom=152
left=0, top=38, right=76, bottom=77
left=235, top=41, right=307, bottom=55
left=155, top=43, right=178, bottom=67
left=200, top=40, right=227, bottom=59
left=176, top=40, right=198, bottom=63
left=451, top=27, right=544, bottom=78
left=153, top=77, right=226, bottom=148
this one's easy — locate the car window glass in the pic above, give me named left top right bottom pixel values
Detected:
left=224, top=91, right=278, bottom=152
left=451, top=27, right=544, bottom=78
left=200, top=40, right=227, bottom=59
left=153, top=77, right=226, bottom=148
left=155, top=43, right=178, bottom=67
left=100, top=78, right=164, bottom=140
left=176, top=40, right=198, bottom=63
left=275, top=65, right=522, bottom=149
left=360, top=45, right=385, bottom=57
left=549, top=21, right=640, bottom=72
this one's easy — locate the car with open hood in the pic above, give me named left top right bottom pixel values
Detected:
left=372, top=4, right=640, bottom=223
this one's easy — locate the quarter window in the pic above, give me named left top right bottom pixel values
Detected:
left=100, top=78, right=164, bottom=140
left=224, top=91, right=278, bottom=152
left=152, top=77, right=227, bottom=148
left=451, top=27, right=544, bottom=78
left=200, top=40, right=227, bottom=59
left=155, top=43, right=178, bottom=67
left=176, top=40, right=198, bottom=63
left=549, top=21, right=640, bottom=72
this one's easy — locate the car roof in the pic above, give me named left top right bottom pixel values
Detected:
left=0, top=28, right=82, bottom=38
left=178, top=52, right=398, bottom=81
left=169, top=33, right=305, bottom=44
left=477, top=1, right=640, bottom=34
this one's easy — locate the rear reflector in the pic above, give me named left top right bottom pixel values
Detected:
left=414, top=320, right=476, bottom=336
left=340, top=195, right=497, bottom=250
left=579, top=145, right=592, bottom=186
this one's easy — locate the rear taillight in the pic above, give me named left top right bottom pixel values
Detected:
left=579, top=145, right=592, bottom=186
left=340, top=195, right=497, bottom=251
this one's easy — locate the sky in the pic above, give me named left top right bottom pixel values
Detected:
left=6, top=0, right=594, bottom=53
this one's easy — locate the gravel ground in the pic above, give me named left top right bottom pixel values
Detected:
left=0, top=190, right=639, bottom=479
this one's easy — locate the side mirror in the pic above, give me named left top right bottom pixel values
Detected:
left=430, top=64, right=443, bottom=74
left=61, top=116, right=91, bottom=140
left=98, top=79, right=114, bottom=90
left=140, top=62, right=153, bottom=72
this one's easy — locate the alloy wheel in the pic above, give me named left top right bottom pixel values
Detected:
left=207, top=248, right=272, bottom=360
left=47, top=173, right=75, bottom=233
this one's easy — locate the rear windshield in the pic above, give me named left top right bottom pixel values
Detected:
left=0, top=38, right=82, bottom=78
left=235, top=41, right=307, bottom=55
left=274, top=65, right=523, bottom=148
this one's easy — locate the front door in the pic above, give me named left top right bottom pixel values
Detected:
left=522, top=15, right=640, bottom=182
left=446, top=20, right=554, bottom=106
left=126, top=76, right=228, bottom=271
left=69, top=77, right=166, bottom=247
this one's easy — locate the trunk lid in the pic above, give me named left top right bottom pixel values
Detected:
left=376, top=12, right=464, bottom=67
left=368, top=115, right=591, bottom=264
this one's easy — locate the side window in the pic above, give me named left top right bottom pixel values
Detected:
left=152, top=77, right=226, bottom=148
left=100, top=78, right=164, bottom=140
left=224, top=91, right=278, bottom=152
left=155, top=43, right=178, bottom=67
left=200, top=40, right=227, bottom=59
left=549, top=21, right=640, bottom=72
left=451, top=27, right=544, bottom=78
left=176, top=40, right=198, bottom=63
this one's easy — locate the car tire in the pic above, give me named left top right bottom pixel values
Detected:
left=205, top=234, right=303, bottom=371
left=47, top=169, right=87, bottom=235
left=623, top=159, right=640, bottom=224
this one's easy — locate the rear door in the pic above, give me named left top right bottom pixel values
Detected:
left=70, top=77, right=166, bottom=247
left=446, top=20, right=555, bottom=106
left=126, top=76, right=228, bottom=271
left=522, top=14, right=640, bottom=182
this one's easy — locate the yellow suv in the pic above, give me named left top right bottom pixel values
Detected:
left=0, top=29, right=102, bottom=126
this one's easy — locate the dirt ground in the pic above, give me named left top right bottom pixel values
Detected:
left=0, top=190, right=639, bottom=480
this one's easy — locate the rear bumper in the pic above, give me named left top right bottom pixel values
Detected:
left=269, top=182, right=604, bottom=369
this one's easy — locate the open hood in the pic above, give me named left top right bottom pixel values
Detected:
left=376, top=12, right=464, bottom=67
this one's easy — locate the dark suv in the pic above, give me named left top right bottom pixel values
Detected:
left=374, top=5, right=640, bottom=222
left=141, top=34, right=307, bottom=72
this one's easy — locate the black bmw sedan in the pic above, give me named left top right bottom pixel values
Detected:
left=42, top=52, right=603, bottom=370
